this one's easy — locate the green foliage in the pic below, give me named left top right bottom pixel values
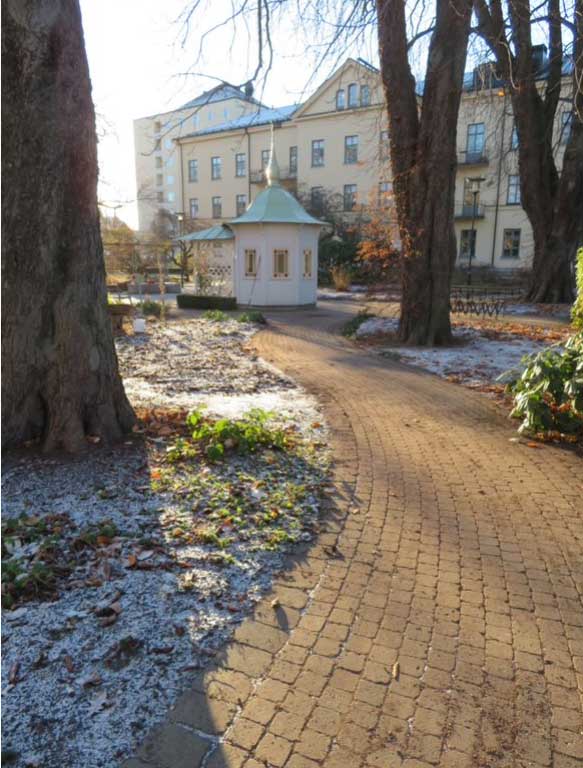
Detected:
left=238, top=311, right=267, bottom=324
left=572, top=248, right=583, bottom=330
left=138, top=299, right=163, bottom=317
left=176, top=294, right=237, bottom=310
left=203, top=309, right=228, bottom=322
left=507, top=332, right=583, bottom=437
left=342, top=311, right=376, bottom=338
left=185, top=408, right=288, bottom=460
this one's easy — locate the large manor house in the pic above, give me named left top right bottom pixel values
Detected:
left=134, top=53, right=573, bottom=271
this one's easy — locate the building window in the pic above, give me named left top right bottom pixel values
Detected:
left=235, top=153, right=246, bottom=177
left=188, top=159, right=198, bottom=182
left=156, top=156, right=163, bottom=169
left=347, top=83, right=358, bottom=107
left=336, top=89, right=345, bottom=110
left=167, top=191, right=175, bottom=203
left=244, top=249, right=257, bottom=277
left=561, top=111, right=572, bottom=144
left=507, top=174, right=521, bottom=204
left=236, top=194, right=247, bottom=216
left=273, top=249, right=289, bottom=278
left=212, top=196, right=222, bottom=218
left=189, top=198, right=199, bottom=219
left=510, top=124, right=519, bottom=150
left=379, top=181, right=392, bottom=207
left=211, top=156, right=222, bottom=180
left=303, top=249, right=313, bottom=279
left=261, top=149, right=270, bottom=169
left=466, top=122, right=485, bottom=160
left=502, top=228, right=521, bottom=259
left=154, top=121, right=161, bottom=134
left=344, top=135, right=359, bottom=164
left=165, top=138, right=173, bottom=150
left=166, top=175, right=174, bottom=185
left=311, top=139, right=325, bottom=167
left=310, top=186, right=323, bottom=209
left=157, top=191, right=164, bottom=202
left=154, top=139, right=161, bottom=151
left=156, top=173, right=163, bottom=187
left=344, top=184, right=357, bottom=211
left=289, top=146, right=298, bottom=176
left=459, top=229, right=476, bottom=261
left=361, top=85, right=370, bottom=106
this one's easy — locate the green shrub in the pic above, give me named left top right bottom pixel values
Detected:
left=138, top=300, right=163, bottom=317
left=185, top=408, right=289, bottom=461
left=507, top=331, right=583, bottom=437
left=572, top=247, right=583, bottom=330
left=203, top=309, right=228, bottom=322
left=176, top=294, right=237, bottom=310
left=238, top=311, right=267, bottom=324
left=342, top=311, right=376, bottom=338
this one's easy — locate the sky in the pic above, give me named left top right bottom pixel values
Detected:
left=80, top=0, right=379, bottom=229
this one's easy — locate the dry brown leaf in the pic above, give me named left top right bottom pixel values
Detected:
left=126, top=554, right=137, bottom=569
left=64, top=654, right=75, bottom=673
left=392, top=661, right=400, bottom=680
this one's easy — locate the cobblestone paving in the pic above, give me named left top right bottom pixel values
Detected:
left=125, top=307, right=583, bottom=768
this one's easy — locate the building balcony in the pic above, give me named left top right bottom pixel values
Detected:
left=457, top=150, right=489, bottom=166
left=454, top=202, right=485, bottom=220
left=250, top=167, right=298, bottom=184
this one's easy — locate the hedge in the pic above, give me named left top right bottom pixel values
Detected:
left=176, top=294, right=237, bottom=310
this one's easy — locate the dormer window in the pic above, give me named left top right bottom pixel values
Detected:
left=336, top=89, right=345, bottom=110
left=347, top=83, right=358, bottom=108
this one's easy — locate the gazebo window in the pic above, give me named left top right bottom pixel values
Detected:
left=303, top=249, right=313, bottom=279
left=244, top=249, right=258, bottom=277
left=273, top=249, right=289, bottom=278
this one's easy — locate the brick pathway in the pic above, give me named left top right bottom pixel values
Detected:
left=125, top=307, right=583, bottom=768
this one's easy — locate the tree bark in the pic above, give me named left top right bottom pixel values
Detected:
left=377, top=0, right=473, bottom=345
left=1, top=0, right=135, bottom=451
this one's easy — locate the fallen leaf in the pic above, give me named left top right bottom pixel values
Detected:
left=392, top=661, right=400, bottom=680
left=526, top=441, right=542, bottom=449
left=63, top=654, right=75, bottom=673
left=126, top=554, right=137, bottom=569
left=9, top=661, right=20, bottom=684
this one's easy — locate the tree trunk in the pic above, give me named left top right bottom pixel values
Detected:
left=377, top=0, right=473, bottom=345
left=1, top=0, right=135, bottom=451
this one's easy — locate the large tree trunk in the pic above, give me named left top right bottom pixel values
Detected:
left=1, top=0, right=135, bottom=451
left=377, top=0, right=473, bottom=345
left=475, top=0, right=583, bottom=303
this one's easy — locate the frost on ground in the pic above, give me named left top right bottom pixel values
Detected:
left=355, top=316, right=553, bottom=388
left=1, top=318, right=329, bottom=768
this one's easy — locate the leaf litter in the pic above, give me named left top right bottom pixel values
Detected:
left=1, top=317, right=329, bottom=768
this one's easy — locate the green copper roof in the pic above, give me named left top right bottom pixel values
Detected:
left=176, top=225, right=234, bottom=242
left=229, top=185, right=324, bottom=226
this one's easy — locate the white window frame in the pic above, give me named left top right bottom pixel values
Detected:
left=507, top=174, right=520, bottom=205
left=273, top=249, right=289, bottom=279
left=212, top=196, right=222, bottom=218
left=343, top=184, right=357, bottom=211
left=347, top=83, right=358, bottom=108
left=502, top=228, right=521, bottom=259
left=236, top=194, right=247, bottom=217
left=211, top=156, right=222, bottom=180
left=244, top=249, right=258, bottom=278
left=344, top=135, right=359, bottom=164
left=235, top=153, right=246, bottom=177
left=311, top=140, right=325, bottom=168
left=336, top=89, right=345, bottom=110
left=303, top=249, right=313, bottom=279
left=189, top=198, right=198, bottom=219
left=361, top=84, right=370, bottom=106
left=188, top=159, right=198, bottom=182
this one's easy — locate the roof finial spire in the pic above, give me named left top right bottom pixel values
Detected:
left=265, top=122, right=281, bottom=187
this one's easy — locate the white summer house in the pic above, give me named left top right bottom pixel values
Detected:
left=176, top=129, right=323, bottom=308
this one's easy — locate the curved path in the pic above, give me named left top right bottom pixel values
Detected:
left=128, top=306, right=583, bottom=768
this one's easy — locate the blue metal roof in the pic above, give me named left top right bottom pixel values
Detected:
left=176, top=225, right=235, bottom=242
left=179, top=84, right=263, bottom=111
left=180, top=104, right=300, bottom=140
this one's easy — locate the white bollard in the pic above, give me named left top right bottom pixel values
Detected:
left=133, top=317, right=146, bottom=333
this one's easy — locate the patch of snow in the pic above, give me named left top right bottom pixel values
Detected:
left=1, top=318, right=329, bottom=768
left=355, top=317, right=399, bottom=337
left=382, top=328, right=547, bottom=386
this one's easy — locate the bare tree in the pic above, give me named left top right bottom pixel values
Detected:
left=2, top=0, right=135, bottom=451
left=475, top=0, right=583, bottom=302
left=178, top=0, right=473, bottom=344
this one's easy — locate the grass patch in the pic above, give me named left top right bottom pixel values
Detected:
left=138, top=300, right=163, bottom=317
left=238, top=310, right=267, bottom=324
left=203, top=309, right=229, bottom=322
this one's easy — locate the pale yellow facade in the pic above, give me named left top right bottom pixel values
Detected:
left=134, top=59, right=573, bottom=271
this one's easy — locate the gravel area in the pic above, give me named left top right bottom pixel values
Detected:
left=1, top=318, right=329, bottom=768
